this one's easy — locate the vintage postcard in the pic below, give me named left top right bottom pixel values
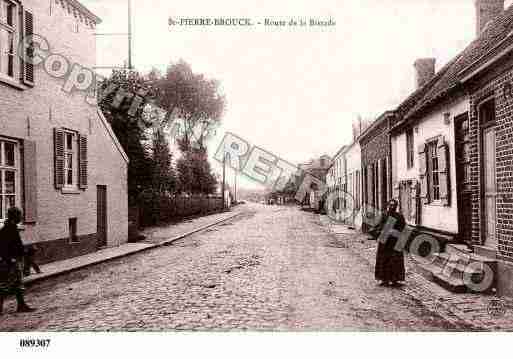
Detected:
left=0, top=0, right=512, bottom=356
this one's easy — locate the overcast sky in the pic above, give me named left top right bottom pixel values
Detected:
left=81, top=0, right=513, bottom=189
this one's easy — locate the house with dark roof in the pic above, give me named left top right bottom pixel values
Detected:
left=390, top=55, right=466, bottom=242
left=391, top=0, right=513, bottom=295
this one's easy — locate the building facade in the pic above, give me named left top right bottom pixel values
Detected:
left=391, top=59, right=469, bottom=241
left=387, top=0, right=513, bottom=295
left=344, top=140, right=362, bottom=228
left=299, top=155, right=331, bottom=211
left=0, top=0, right=129, bottom=264
left=359, top=111, right=394, bottom=231
left=459, top=2, right=513, bottom=295
left=326, top=146, right=346, bottom=216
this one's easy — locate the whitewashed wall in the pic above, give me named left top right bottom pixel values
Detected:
left=391, top=97, right=469, bottom=233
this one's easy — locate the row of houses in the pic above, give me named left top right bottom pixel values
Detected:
left=327, top=0, right=513, bottom=296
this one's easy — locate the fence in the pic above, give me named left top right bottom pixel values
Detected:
left=134, top=194, right=226, bottom=228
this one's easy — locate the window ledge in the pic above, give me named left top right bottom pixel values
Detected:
left=425, top=200, right=444, bottom=207
left=0, top=76, right=28, bottom=91
left=61, top=188, right=82, bottom=195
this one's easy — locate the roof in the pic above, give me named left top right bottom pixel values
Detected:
left=332, top=145, right=347, bottom=160
left=69, top=0, right=102, bottom=24
left=358, top=110, right=395, bottom=144
left=96, top=109, right=129, bottom=163
left=402, top=3, right=513, bottom=121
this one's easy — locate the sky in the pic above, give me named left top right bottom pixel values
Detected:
left=81, top=0, right=513, bottom=189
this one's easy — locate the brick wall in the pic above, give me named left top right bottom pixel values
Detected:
left=361, top=120, right=390, bottom=166
left=361, top=118, right=391, bottom=209
left=469, top=59, right=513, bottom=261
left=0, top=0, right=128, bottom=261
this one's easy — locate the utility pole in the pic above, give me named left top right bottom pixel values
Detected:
left=127, top=0, right=133, bottom=70
left=222, top=154, right=226, bottom=210
left=234, top=169, right=237, bottom=204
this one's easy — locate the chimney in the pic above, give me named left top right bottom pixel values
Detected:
left=414, top=58, right=436, bottom=89
left=476, top=0, right=504, bottom=35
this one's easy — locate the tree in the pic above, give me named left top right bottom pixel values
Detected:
left=98, top=69, right=157, bottom=203
left=150, top=60, right=224, bottom=196
left=151, top=126, right=177, bottom=195
left=176, top=148, right=217, bottom=195
left=153, top=60, right=226, bottom=151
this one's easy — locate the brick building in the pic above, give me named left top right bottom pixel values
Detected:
left=0, top=0, right=129, bottom=264
left=388, top=0, right=513, bottom=295
left=459, top=0, right=513, bottom=295
left=359, top=111, right=395, bottom=231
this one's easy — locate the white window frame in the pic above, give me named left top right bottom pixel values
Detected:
left=63, top=130, right=78, bottom=190
left=0, top=136, right=20, bottom=223
left=0, top=0, right=19, bottom=83
left=427, top=138, right=441, bottom=203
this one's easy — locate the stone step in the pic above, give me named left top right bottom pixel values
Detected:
left=446, top=243, right=472, bottom=257
left=473, top=245, right=498, bottom=259
left=470, top=253, right=497, bottom=265
left=431, top=271, right=468, bottom=293
left=441, top=261, right=486, bottom=279
left=418, top=254, right=497, bottom=294
left=433, top=252, right=471, bottom=267
left=417, top=261, right=443, bottom=279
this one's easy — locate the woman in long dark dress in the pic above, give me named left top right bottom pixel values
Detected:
left=371, top=199, right=406, bottom=287
left=0, top=207, right=36, bottom=315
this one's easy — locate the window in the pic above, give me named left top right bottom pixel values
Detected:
left=406, top=128, right=414, bottom=169
left=0, top=0, right=18, bottom=79
left=427, top=139, right=440, bottom=201
left=63, top=131, right=77, bottom=188
left=0, top=138, right=18, bottom=221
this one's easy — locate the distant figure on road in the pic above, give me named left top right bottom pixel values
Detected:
left=0, top=207, right=36, bottom=315
left=370, top=199, right=406, bottom=287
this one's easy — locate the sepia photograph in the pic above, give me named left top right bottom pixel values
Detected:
left=1, top=0, right=513, bottom=356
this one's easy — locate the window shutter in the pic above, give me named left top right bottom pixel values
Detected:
left=411, top=181, right=420, bottom=225
left=438, top=137, right=450, bottom=206
left=20, top=9, right=35, bottom=86
left=54, top=128, right=65, bottom=189
left=418, top=143, right=429, bottom=204
left=23, top=140, right=38, bottom=223
left=78, top=134, right=88, bottom=190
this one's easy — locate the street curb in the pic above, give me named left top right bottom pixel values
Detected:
left=24, top=211, right=242, bottom=286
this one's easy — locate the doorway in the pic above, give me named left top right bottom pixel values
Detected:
left=454, top=113, right=472, bottom=243
left=479, top=99, right=497, bottom=249
left=97, top=185, right=107, bottom=248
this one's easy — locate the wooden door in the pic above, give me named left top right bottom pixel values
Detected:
left=454, top=113, right=472, bottom=242
left=97, top=185, right=107, bottom=248
left=482, top=127, right=497, bottom=248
